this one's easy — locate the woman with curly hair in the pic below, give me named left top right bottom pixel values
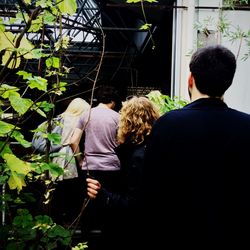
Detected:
left=86, top=96, right=160, bottom=250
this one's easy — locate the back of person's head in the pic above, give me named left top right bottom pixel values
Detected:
left=64, top=97, right=90, bottom=116
left=189, top=45, right=236, bottom=97
left=117, top=96, right=160, bottom=145
left=96, top=85, right=121, bottom=105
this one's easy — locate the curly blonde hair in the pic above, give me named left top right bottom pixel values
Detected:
left=117, top=96, right=160, bottom=145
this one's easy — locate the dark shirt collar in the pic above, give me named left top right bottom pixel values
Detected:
left=184, top=98, right=228, bottom=110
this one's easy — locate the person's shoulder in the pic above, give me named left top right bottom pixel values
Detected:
left=104, top=107, right=120, bottom=117
left=158, top=108, right=184, bottom=120
left=231, top=108, right=250, bottom=116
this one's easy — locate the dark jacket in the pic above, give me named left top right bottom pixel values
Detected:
left=141, top=98, right=250, bottom=247
left=97, top=141, right=145, bottom=250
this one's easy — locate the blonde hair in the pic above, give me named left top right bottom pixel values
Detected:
left=63, top=98, right=90, bottom=117
left=117, top=96, right=160, bottom=145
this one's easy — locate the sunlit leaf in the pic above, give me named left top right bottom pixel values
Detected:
left=36, top=0, right=53, bottom=8
left=36, top=101, right=54, bottom=112
left=30, top=105, right=47, bottom=118
left=17, top=70, right=33, bottom=80
left=46, top=57, right=60, bottom=69
left=56, top=0, right=77, bottom=15
left=11, top=131, right=32, bottom=148
left=140, top=23, right=152, bottom=30
left=0, top=84, right=19, bottom=99
left=0, top=17, right=5, bottom=32
left=47, top=133, right=61, bottom=145
left=2, top=50, right=20, bottom=69
left=19, top=36, right=35, bottom=59
left=27, top=76, right=48, bottom=91
left=44, top=11, right=56, bottom=25
left=0, top=120, right=17, bottom=136
left=0, top=141, right=12, bottom=157
left=3, top=153, right=32, bottom=175
left=28, top=17, right=43, bottom=32
left=9, top=93, right=33, bottom=115
left=47, top=162, right=64, bottom=178
left=126, top=0, right=141, bottom=2
left=52, top=81, right=67, bottom=95
left=0, top=32, right=15, bottom=52
left=8, top=172, right=26, bottom=192
left=55, top=36, right=70, bottom=51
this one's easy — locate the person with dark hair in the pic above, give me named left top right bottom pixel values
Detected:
left=70, top=85, right=122, bottom=248
left=140, top=45, right=250, bottom=247
left=86, top=96, right=160, bottom=250
left=95, top=85, right=121, bottom=111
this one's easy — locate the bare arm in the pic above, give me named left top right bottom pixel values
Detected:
left=70, top=127, right=83, bottom=164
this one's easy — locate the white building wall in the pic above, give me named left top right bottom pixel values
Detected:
left=172, top=0, right=250, bottom=114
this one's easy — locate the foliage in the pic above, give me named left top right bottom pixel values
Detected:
left=0, top=209, right=72, bottom=249
left=72, top=242, right=88, bottom=250
left=0, top=0, right=86, bottom=248
left=146, top=90, right=188, bottom=115
left=224, top=0, right=249, bottom=7
left=194, top=0, right=250, bottom=61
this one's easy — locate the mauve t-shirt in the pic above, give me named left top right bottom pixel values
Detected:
left=76, top=106, right=120, bottom=171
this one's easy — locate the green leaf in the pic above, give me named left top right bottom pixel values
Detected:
left=27, top=76, right=48, bottom=91
left=0, top=32, right=34, bottom=67
left=0, top=141, right=13, bottom=157
left=126, top=0, right=141, bottom=3
left=140, top=23, right=152, bottom=31
left=30, top=105, right=47, bottom=118
left=3, top=153, right=32, bottom=192
left=30, top=49, right=49, bottom=59
left=17, top=35, right=35, bottom=59
left=48, top=162, right=64, bottom=177
left=52, top=81, right=67, bottom=95
left=47, top=133, right=61, bottom=145
left=0, top=17, right=5, bottom=32
left=35, top=214, right=53, bottom=226
left=0, top=120, right=16, bottom=136
left=36, top=101, right=55, bottom=113
left=56, top=0, right=77, bottom=15
left=9, top=93, right=33, bottom=115
left=0, top=175, right=9, bottom=185
left=17, top=70, right=33, bottom=80
left=11, top=130, right=32, bottom=148
left=8, top=171, right=27, bottom=192
left=146, top=90, right=188, bottom=115
left=13, top=209, right=33, bottom=227
left=2, top=50, right=20, bottom=69
left=44, top=11, right=56, bottom=25
left=0, top=84, right=19, bottom=99
left=46, top=57, right=60, bottom=69
left=0, top=32, right=15, bottom=52
left=28, top=16, right=43, bottom=32
left=36, top=0, right=53, bottom=9
left=3, top=153, right=32, bottom=175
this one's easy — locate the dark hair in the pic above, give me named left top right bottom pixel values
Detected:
left=189, top=45, right=236, bottom=97
left=96, top=85, right=121, bottom=105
